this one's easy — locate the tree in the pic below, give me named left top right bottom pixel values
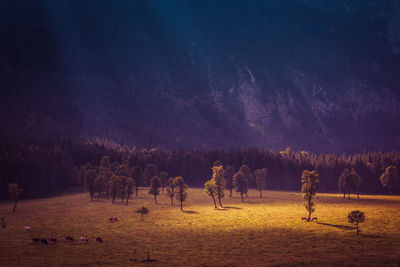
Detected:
left=99, top=155, right=111, bottom=173
left=93, top=175, right=105, bottom=200
left=348, top=210, right=365, bottom=235
left=254, top=168, right=267, bottom=197
left=84, top=169, right=97, bottom=200
left=204, top=179, right=218, bottom=208
left=224, top=165, right=235, bottom=197
left=109, top=175, right=121, bottom=204
left=174, top=176, right=188, bottom=211
left=301, top=170, right=319, bottom=221
left=144, top=163, right=159, bottom=186
left=119, top=175, right=128, bottom=203
left=148, top=176, right=161, bottom=204
left=338, top=169, right=361, bottom=199
left=380, top=166, right=399, bottom=194
left=131, top=165, right=143, bottom=197
left=212, top=165, right=225, bottom=207
left=239, top=165, right=252, bottom=197
left=125, top=178, right=135, bottom=206
left=233, top=172, right=247, bottom=202
left=136, top=207, right=149, bottom=221
left=166, top=177, right=177, bottom=206
left=8, top=183, right=23, bottom=212
left=159, top=171, right=169, bottom=194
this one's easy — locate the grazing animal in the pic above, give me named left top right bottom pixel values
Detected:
left=65, top=236, right=74, bottom=242
left=32, top=238, right=40, bottom=243
left=96, top=237, right=103, bottom=243
left=49, top=238, right=57, bottom=243
left=301, top=217, right=308, bottom=221
left=109, top=216, right=118, bottom=222
left=1, top=217, right=6, bottom=228
left=311, top=217, right=318, bottom=222
left=41, top=239, right=48, bottom=245
left=24, top=226, right=31, bottom=232
left=80, top=236, right=88, bottom=243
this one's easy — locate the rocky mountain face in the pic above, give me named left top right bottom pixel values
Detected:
left=0, top=0, right=400, bottom=152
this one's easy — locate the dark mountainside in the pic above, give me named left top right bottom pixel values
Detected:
left=1, top=0, right=400, bottom=152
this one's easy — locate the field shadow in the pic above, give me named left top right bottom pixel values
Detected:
left=361, top=234, right=382, bottom=239
left=182, top=210, right=199, bottom=214
left=317, top=222, right=355, bottom=231
left=223, top=206, right=242, bottom=210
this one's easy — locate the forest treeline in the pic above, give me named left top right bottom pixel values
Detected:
left=0, top=133, right=399, bottom=200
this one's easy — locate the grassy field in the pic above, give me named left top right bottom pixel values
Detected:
left=0, top=188, right=400, bottom=266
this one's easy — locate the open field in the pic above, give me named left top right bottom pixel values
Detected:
left=1, top=188, right=400, bottom=266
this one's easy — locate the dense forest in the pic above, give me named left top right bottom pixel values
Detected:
left=0, top=133, right=399, bottom=200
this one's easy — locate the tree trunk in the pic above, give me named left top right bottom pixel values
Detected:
left=154, top=194, right=157, bottom=204
left=356, top=222, right=359, bottom=235
left=121, top=192, right=125, bottom=203
left=180, top=199, right=183, bottom=211
left=212, top=195, right=217, bottom=208
left=229, top=189, right=232, bottom=197
left=356, top=191, right=359, bottom=199
left=135, top=187, right=138, bottom=197
left=259, top=190, right=262, bottom=198
left=241, top=193, right=244, bottom=203
left=348, top=193, right=350, bottom=199
left=170, top=196, right=174, bottom=206
left=126, top=194, right=129, bottom=206
left=12, top=199, right=18, bottom=212
left=218, top=196, right=223, bottom=207
left=245, top=192, right=248, bottom=198
left=343, top=193, right=345, bottom=199
left=112, top=195, right=115, bottom=204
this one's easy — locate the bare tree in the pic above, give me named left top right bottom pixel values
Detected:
left=8, top=183, right=23, bottom=212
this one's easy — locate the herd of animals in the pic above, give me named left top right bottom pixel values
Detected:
left=1, top=216, right=116, bottom=245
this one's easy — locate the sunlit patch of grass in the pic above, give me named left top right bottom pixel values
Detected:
left=0, top=189, right=400, bottom=266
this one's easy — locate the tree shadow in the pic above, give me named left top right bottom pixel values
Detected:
left=182, top=210, right=199, bottom=214
left=361, top=234, right=382, bottom=239
left=317, top=222, right=355, bottom=231
left=223, top=206, right=242, bottom=210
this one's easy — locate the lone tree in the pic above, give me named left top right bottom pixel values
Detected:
left=348, top=210, right=365, bottom=235
left=136, top=207, right=149, bottom=221
left=148, top=176, right=161, bottom=204
left=125, top=178, right=135, bottom=206
left=8, top=183, right=23, bottom=212
left=212, top=165, right=225, bottom=207
left=174, top=176, right=188, bottom=211
left=380, top=166, right=399, bottom=194
left=254, top=168, right=267, bottom=198
left=131, top=165, right=143, bottom=197
left=224, top=165, right=235, bottom=197
left=233, top=172, right=247, bottom=202
left=239, top=165, right=252, bottom=197
left=109, top=175, right=121, bottom=204
left=166, top=177, right=177, bottom=206
left=301, top=170, right=320, bottom=221
left=159, top=171, right=169, bottom=194
left=84, top=169, right=97, bottom=200
left=144, top=163, right=159, bottom=186
left=338, top=169, right=361, bottom=199
left=204, top=179, right=218, bottom=208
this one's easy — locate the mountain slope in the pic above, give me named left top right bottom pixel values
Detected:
left=0, top=0, right=399, bottom=152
